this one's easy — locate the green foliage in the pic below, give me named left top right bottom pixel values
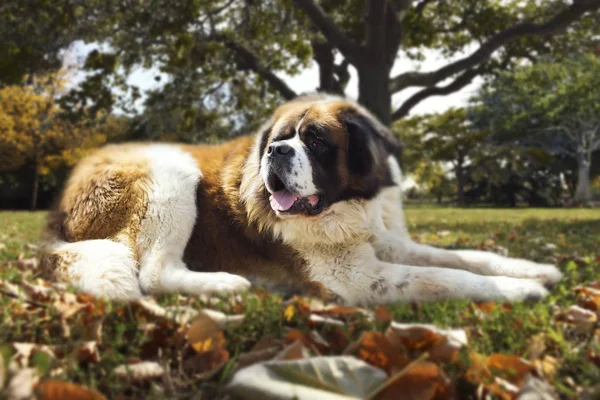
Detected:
left=0, top=0, right=90, bottom=85
left=3, top=0, right=596, bottom=139
left=471, top=53, right=600, bottom=201
left=472, top=53, right=600, bottom=150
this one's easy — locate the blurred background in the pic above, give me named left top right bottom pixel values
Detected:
left=1, top=0, right=599, bottom=210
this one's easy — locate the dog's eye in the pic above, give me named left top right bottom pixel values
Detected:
left=305, top=130, right=326, bottom=151
left=310, top=140, right=324, bottom=149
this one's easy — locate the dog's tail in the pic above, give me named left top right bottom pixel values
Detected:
left=40, top=214, right=142, bottom=301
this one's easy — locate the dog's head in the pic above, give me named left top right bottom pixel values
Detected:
left=257, top=94, right=400, bottom=218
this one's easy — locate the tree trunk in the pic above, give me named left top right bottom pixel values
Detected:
left=456, top=163, right=465, bottom=206
left=30, top=132, right=40, bottom=211
left=31, top=158, right=39, bottom=211
left=574, top=152, right=592, bottom=203
left=357, top=64, right=392, bottom=125
left=312, top=40, right=337, bottom=93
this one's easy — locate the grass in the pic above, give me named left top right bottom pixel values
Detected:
left=0, top=207, right=599, bottom=399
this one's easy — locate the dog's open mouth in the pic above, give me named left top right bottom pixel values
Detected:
left=267, top=173, right=324, bottom=216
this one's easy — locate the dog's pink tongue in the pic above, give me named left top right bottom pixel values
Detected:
left=270, top=189, right=298, bottom=211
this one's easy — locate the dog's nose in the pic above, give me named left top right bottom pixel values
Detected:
left=267, top=143, right=294, bottom=157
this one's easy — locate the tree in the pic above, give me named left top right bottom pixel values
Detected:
left=50, top=0, right=600, bottom=138
left=471, top=54, right=600, bottom=203
left=421, top=108, right=489, bottom=205
left=0, top=73, right=110, bottom=210
left=0, top=0, right=92, bottom=85
left=396, top=108, right=488, bottom=205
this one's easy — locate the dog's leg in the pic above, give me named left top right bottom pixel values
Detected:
left=136, top=145, right=250, bottom=296
left=373, top=220, right=562, bottom=286
left=308, top=244, right=549, bottom=306
left=374, top=179, right=562, bottom=285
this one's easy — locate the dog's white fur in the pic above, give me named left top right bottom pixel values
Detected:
left=51, top=115, right=562, bottom=305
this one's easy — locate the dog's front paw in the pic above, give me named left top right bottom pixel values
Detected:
left=205, top=272, right=252, bottom=295
left=493, top=277, right=549, bottom=302
left=529, top=264, right=563, bottom=287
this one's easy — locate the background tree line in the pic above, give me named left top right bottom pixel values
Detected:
left=1, top=0, right=600, bottom=209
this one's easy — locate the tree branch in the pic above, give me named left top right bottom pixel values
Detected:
left=291, top=0, right=361, bottom=64
left=386, top=0, right=413, bottom=66
left=219, top=38, right=297, bottom=100
left=390, top=0, right=600, bottom=93
left=366, top=0, right=388, bottom=61
left=392, top=67, right=482, bottom=120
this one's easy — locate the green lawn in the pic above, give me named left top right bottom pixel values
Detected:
left=0, top=208, right=599, bottom=399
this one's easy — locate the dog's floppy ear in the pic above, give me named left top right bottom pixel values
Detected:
left=340, top=108, right=401, bottom=176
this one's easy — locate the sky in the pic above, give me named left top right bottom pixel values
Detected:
left=71, top=41, right=483, bottom=117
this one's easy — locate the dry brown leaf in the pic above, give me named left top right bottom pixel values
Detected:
left=308, top=314, right=344, bottom=327
left=235, top=347, right=281, bottom=371
left=275, top=340, right=311, bottom=361
left=16, top=257, right=39, bottom=270
left=185, top=311, right=230, bottom=375
left=374, top=305, right=392, bottom=323
left=200, top=309, right=245, bottom=329
left=283, top=296, right=311, bottom=316
left=113, top=361, right=165, bottom=381
left=467, top=352, right=535, bottom=399
left=77, top=341, right=100, bottom=364
left=0, top=280, right=23, bottom=298
left=374, top=361, right=453, bottom=400
left=574, top=285, right=600, bottom=313
left=284, top=329, right=314, bottom=349
left=555, top=305, right=598, bottom=326
left=11, top=343, right=56, bottom=369
left=533, top=355, right=559, bottom=379
left=52, top=292, right=87, bottom=320
left=385, top=322, right=468, bottom=362
left=517, top=375, right=559, bottom=400
left=344, top=331, right=409, bottom=374
left=233, top=336, right=283, bottom=372
left=35, top=381, right=106, bottom=400
left=187, top=312, right=224, bottom=351
left=7, top=368, right=39, bottom=400
left=525, top=333, right=547, bottom=361
left=20, top=279, right=53, bottom=300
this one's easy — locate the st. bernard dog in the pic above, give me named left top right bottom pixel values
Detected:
left=41, top=94, right=562, bottom=305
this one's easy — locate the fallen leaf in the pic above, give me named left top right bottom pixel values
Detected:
left=517, top=375, right=559, bottom=400
left=385, top=322, right=468, bottom=362
left=113, top=361, right=165, bottom=381
left=7, top=368, right=39, bottom=399
left=185, top=311, right=230, bottom=374
left=77, top=341, right=100, bottom=364
left=374, top=306, right=392, bottom=324
left=275, top=340, right=311, bottom=361
left=555, top=305, right=597, bottom=326
left=284, top=329, right=329, bottom=354
left=308, top=314, right=345, bottom=327
left=200, top=309, right=245, bottom=329
left=525, top=333, right=547, bottom=361
left=284, top=304, right=295, bottom=321
left=35, top=381, right=106, bottom=400
left=344, top=331, right=409, bottom=374
left=227, top=356, right=387, bottom=400
left=533, top=356, right=559, bottom=379
left=11, top=343, right=56, bottom=370
left=374, top=361, right=453, bottom=400
left=16, top=257, right=39, bottom=270
left=467, top=353, right=535, bottom=399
